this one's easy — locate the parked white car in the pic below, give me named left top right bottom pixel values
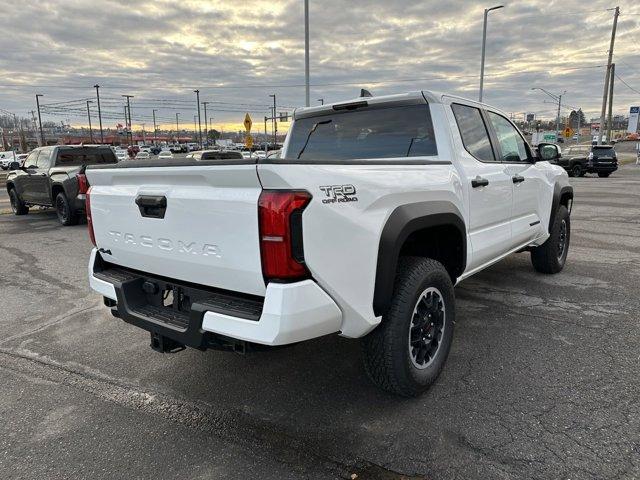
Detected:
left=136, top=151, right=150, bottom=159
left=158, top=150, right=174, bottom=159
left=86, top=90, right=572, bottom=396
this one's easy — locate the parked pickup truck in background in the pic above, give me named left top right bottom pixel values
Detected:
left=85, top=91, right=573, bottom=396
left=557, top=144, right=618, bottom=177
left=6, top=145, right=117, bottom=225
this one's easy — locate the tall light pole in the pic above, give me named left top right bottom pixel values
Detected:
left=479, top=5, right=504, bottom=103
left=531, top=87, right=566, bottom=141
left=175, top=113, right=180, bottom=143
left=269, top=94, right=277, bottom=146
left=304, top=0, right=310, bottom=107
left=86, top=100, right=94, bottom=143
left=152, top=109, right=158, bottom=146
left=194, top=90, right=203, bottom=148
left=35, top=94, right=44, bottom=146
left=122, top=95, right=134, bottom=145
left=202, top=102, right=209, bottom=147
left=94, top=84, right=104, bottom=144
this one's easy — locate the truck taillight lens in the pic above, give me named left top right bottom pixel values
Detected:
left=258, top=190, right=311, bottom=281
left=76, top=173, right=89, bottom=194
left=85, top=186, right=96, bottom=246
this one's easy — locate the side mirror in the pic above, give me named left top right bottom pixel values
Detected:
left=537, top=143, right=561, bottom=162
left=8, top=161, right=20, bottom=170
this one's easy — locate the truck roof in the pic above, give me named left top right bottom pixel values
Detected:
left=293, top=90, right=497, bottom=120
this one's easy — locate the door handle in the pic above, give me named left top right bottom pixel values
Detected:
left=471, top=176, right=489, bottom=188
left=512, top=175, right=525, bottom=184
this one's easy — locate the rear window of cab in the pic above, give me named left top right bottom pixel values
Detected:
left=285, top=104, right=438, bottom=160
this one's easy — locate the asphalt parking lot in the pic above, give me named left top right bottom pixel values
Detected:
left=1, top=164, right=639, bottom=479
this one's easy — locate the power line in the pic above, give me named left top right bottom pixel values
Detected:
left=614, top=73, right=640, bottom=95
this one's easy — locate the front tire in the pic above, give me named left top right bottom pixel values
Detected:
left=9, top=188, right=29, bottom=215
left=361, top=257, right=455, bottom=397
left=531, top=205, right=570, bottom=274
left=55, top=192, right=78, bottom=226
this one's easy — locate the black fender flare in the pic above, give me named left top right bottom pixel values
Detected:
left=549, top=183, right=573, bottom=231
left=373, top=201, right=466, bottom=317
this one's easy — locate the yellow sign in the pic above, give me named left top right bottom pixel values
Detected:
left=245, top=134, right=253, bottom=148
left=564, top=127, right=573, bottom=138
left=244, top=113, right=252, bottom=132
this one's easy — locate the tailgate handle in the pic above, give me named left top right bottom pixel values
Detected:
left=135, top=195, right=167, bottom=219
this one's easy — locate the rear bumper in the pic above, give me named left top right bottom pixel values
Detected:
left=586, top=162, right=618, bottom=173
left=88, top=249, right=342, bottom=347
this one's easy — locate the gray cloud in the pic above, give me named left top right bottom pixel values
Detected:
left=0, top=0, right=638, bottom=129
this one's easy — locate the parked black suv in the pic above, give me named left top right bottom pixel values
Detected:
left=557, top=144, right=618, bottom=177
left=6, top=145, right=117, bottom=225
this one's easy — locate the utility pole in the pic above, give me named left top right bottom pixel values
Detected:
left=122, top=95, right=134, bottom=145
left=304, top=0, right=310, bottom=107
left=598, top=6, right=619, bottom=145
left=556, top=92, right=564, bottom=142
left=194, top=90, right=202, bottom=148
left=86, top=100, right=94, bottom=143
left=193, top=115, right=197, bottom=142
left=175, top=113, right=180, bottom=143
left=35, top=94, right=44, bottom=146
left=202, top=102, right=209, bottom=147
left=210, top=117, right=214, bottom=146
left=123, top=106, right=129, bottom=143
left=264, top=116, right=268, bottom=153
left=479, top=5, right=504, bottom=102
left=141, top=123, right=146, bottom=144
left=607, top=63, right=615, bottom=142
left=269, top=94, right=277, bottom=146
left=94, top=85, right=104, bottom=144
left=152, top=109, right=158, bottom=146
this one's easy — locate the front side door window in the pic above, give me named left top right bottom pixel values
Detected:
left=487, top=112, right=529, bottom=163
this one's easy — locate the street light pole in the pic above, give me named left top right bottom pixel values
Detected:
left=269, top=94, right=277, bottom=146
left=479, top=5, right=504, bottom=103
left=317, top=98, right=324, bottom=105
left=304, top=0, right=310, bottom=107
left=122, top=95, right=134, bottom=145
left=152, top=109, right=158, bottom=146
left=94, top=84, right=104, bottom=144
left=175, top=113, right=180, bottom=143
left=35, top=94, right=44, bottom=146
left=202, top=102, right=209, bottom=147
left=531, top=87, right=565, bottom=141
left=194, top=90, right=203, bottom=148
left=86, top=100, right=94, bottom=143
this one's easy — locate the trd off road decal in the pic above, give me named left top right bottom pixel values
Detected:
left=319, top=184, right=358, bottom=204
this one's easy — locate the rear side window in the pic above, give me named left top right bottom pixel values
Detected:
left=56, top=149, right=117, bottom=166
left=451, top=104, right=495, bottom=162
left=285, top=104, right=437, bottom=160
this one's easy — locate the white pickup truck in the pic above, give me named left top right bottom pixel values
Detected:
left=86, top=90, right=573, bottom=396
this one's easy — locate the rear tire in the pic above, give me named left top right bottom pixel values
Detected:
left=531, top=205, right=570, bottom=274
left=55, top=192, right=78, bottom=226
left=570, top=164, right=582, bottom=178
left=597, top=172, right=610, bottom=178
left=361, top=257, right=455, bottom=397
left=9, top=188, right=28, bottom=215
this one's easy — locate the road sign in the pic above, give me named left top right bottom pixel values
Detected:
left=245, top=134, right=253, bottom=148
left=244, top=113, right=252, bottom=132
left=563, top=127, right=573, bottom=138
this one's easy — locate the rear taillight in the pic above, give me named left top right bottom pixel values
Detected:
left=76, top=172, right=89, bottom=194
left=258, top=190, right=311, bottom=281
left=86, top=186, right=96, bottom=246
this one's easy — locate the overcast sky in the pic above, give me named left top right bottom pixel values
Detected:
left=0, top=0, right=639, bottom=131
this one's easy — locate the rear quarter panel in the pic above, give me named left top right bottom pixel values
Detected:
left=257, top=162, right=462, bottom=338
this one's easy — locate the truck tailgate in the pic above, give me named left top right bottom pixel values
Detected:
left=86, top=164, right=266, bottom=297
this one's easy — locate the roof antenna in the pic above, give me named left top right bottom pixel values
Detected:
left=360, top=88, right=373, bottom=98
